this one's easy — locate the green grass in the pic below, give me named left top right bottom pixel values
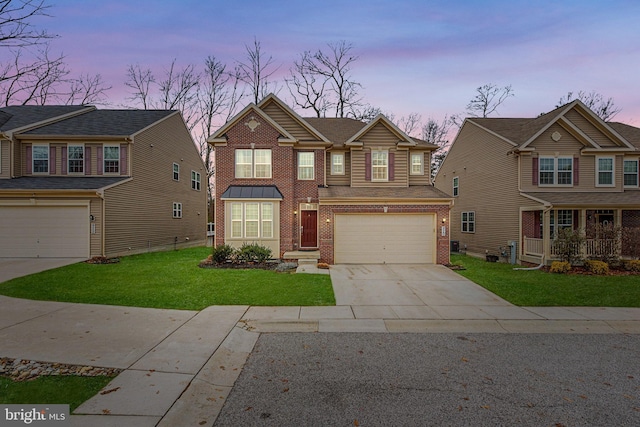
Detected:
left=0, top=375, right=114, bottom=412
left=0, top=247, right=335, bottom=309
left=451, top=254, right=640, bottom=307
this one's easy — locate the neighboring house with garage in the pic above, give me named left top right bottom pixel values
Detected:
left=434, top=100, right=640, bottom=264
left=0, top=105, right=207, bottom=259
left=209, top=94, right=453, bottom=265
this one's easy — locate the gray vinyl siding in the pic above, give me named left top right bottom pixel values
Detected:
left=408, top=150, right=431, bottom=186
left=90, top=198, right=102, bottom=257
left=262, top=102, right=317, bottom=141
left=0, top=140, right=9, bottom=178
left=564, top=109, right=619, bottom=148
left=103, top=114, right=207, bottom=256
left=326, top=151, right=350, bottom=186
left=435, top=122, right=524, bottom=256
left=351, top=123, right=407, bottom=187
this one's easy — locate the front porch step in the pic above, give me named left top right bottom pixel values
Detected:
left=283, top=250, right=320, bottom=263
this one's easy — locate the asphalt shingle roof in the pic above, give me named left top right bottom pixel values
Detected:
left=523, top=192, right=640, bottom=207
left=319, top=185, right=452, bottom=200
left=0, top=105, right=90, bottom=132
left=21, top=109, right=176, bottom=136
left=0, top=176, right=128, bottom=190
left=303, top=117, right=367, bottom=145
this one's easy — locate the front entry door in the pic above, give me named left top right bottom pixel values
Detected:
left=301, top=210, right=318, bottom=248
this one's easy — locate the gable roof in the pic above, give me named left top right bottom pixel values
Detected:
left=303, top=117, right=367, bottom=146
left=18, top=109, right=177, bottom=138
left=0, top=105, right=93, bottom=133
left=258, top=94, right=330, bottom=144
left=345, top=114, right=438, bottom=150
left=208, top=103, right=296, bottom=144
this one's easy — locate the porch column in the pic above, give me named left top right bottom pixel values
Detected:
left=580, top=209, right=587, bottom=259
left=543, top=209, right=551, bottom=261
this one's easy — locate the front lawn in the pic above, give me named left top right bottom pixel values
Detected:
left=451, top=254, right=640, bottom=307
left=0, top=247, right=335, bottom=310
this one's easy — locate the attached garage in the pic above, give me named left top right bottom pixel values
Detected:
left=334, top=214, right=435, bottom=264
left=0, top=204, right=90, bottom=258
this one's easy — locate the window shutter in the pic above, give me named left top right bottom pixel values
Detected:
left=365, top=152, right=371, bottom=181
left=532, top=157, right=538, bottom=185
left=120, top=144, right=128, bottom=175
left=573, top=157, right=579, bottom=185
left=389, top=152, right=395, bottom=181
left=85, top=147, right=91, bottom=175
left=49, top=146, right=56, bottom=174
left=26, top=145, right=32, bottom=174
left=61, top=147, right=67, bottom=175
left=97, top=147, right=103, bottom=175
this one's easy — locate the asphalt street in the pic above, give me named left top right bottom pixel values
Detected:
left=215, top=333, right=640, bottom=426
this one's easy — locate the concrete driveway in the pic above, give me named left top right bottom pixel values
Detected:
left=0, top=258, right=85, bottom=283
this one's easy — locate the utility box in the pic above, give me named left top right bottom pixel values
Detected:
left=508, top=240, right=517, bottom=264
left=451, top=241, right=460, bottom=253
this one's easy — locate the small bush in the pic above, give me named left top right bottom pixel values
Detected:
left=550, top=261, right=571, bottom=274
left=585, top=260, right=609, bottom=275
left=624, top=260, right=640, bottom=272
left=211, top=244, right=235, bottom=264
left=236, top=243, right=273, bottom=263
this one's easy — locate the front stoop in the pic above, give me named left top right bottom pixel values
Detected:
left=283, top=250, right=320, bottom=264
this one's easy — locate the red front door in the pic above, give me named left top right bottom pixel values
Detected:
left=301, top=210, right=318, bottom=248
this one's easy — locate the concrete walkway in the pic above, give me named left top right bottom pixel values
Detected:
left=0, top=262, right=639, bottom=426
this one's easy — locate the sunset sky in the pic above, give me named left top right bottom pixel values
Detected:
left=34, top=0, right=640, bottom=127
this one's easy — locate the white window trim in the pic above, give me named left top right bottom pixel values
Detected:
left=297, top=152, right=315, bottom=180
left=371, top=150, right=388, bottom=182
left=191, top=170, right=201, bottom=191
left=410, top=152, right=424, bottom=175
left=623, top=159, right=638, bottom=188
left=32, top=143, right=49, bottom=174
left=331, top=152, right=344, bottom=175
left=461, top=211, right=475, bottom=233
left=452, top=176, right=459, bottom=197
left=538, top=156, right=573, bottom=187
left=172, top=202, right=182, bottom=219
left=229, top=201, right=274, bottom=239
left=596, top=156, right=615, bottom=187
left=173, top=162, right=180, bottom=181
left=103, top=144, right=120, bottom=174
left=67, top=143, right=84, bottom=174
left=235, top=149, right=272, bottom=179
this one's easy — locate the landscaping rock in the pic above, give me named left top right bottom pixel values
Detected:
left=0, top=357, right=121, bottom=382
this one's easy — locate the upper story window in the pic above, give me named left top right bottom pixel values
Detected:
left=235, top=149, right=272, bottom=178
left=624, top=159, right=638, bottom=187
left=191, top=170, right=201, bottom=190
left=104, top=145, right=120, bottom=174
left=596, top=157, right=614, bottom=187
left=173, top=163, right=180, bottom=181
left=32, top=144, right=49, bottom=173
left=331, top=152, right=344, bottom=175
left=539, top=156, right=573, bottom=186
left=297, top=152, right=314, bottom=180
left=371, top=150, right=388, bottom=181
left=411, top=153, right=424, bottom=175
left=452, top=176, right=459, bottom=196
left=68, top=145, right=84, bottom=174
left=461, top=211, right=475, bottom=233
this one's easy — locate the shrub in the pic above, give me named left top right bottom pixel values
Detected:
left=621, top=227, right=640, bottom=259
left=624, top=260, right=640, bottom=272
left=552, top=228, right=585, bottom=265
left=236, top=243, right=273, bottom=263
left=550, top=261, right=571, bottom=274
left=584, top=259, right=609, bottom=275
left=586, top=223, right=621, bottom=264
left=211, top=244, right=235, bottom=264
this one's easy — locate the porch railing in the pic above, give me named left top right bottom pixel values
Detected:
left=523, top=237, right=543, bottom=256
left=523, top=237, right=620, bottom=259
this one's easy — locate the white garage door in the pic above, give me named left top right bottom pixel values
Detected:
left=334, top=214, right=435, bottom=264
left=0, top=205, right=89, bottom=258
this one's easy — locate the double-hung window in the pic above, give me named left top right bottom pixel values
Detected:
left=172, top=202, right=182, bottom=219
left=32, top=144, right=49, bottom=173
left=173, top=163, right=180, bottom=181
left=68, top=145, right=84, bottom=173
left=539, top=157, right=573, bottom=186
left=331, top=153, right=344, bottom=175
left=371, top=150, right=388, bottom=181
left=235, top=149, right=272, bottom=178
left=453, top=177, right=459, bottom=196
left=624, top=159, right=638, bottom=187
left=461, top=211, right=475, bottom=233
left=230, top=202, right=274, bottom=239
left=596, top=157, right=614, bottom=186
left=411, top=153, right=424, bottom=175
left=104, top=145, right=120, bottom=173
left=191, top=171, right=201, bottom=190
left=297, top=152, right=314, bottom=180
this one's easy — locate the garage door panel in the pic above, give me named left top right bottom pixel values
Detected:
left=0, top=206, right=89, bottom=258
left=334, top=214, right=434, bottom=264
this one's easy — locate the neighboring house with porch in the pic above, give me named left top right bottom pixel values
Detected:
left=209, top=94, right=453, bottom=265
left=0, top=105, right=207, bottom=258
left=434, top=100, right=640, bottom=264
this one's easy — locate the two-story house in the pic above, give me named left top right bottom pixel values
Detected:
left=209, top=94, right=453, bottom=265
left=0, top=105, right=207, bottom=258
left=434, top=100, right=640, bottom=264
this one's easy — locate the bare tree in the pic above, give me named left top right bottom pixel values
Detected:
left=421, top=115, right=453, bottom=179
left=63, top=73, right=111, bottom=105
left=397, top=112, right=422, bottom=136
left=286, top=50, right=329, bottom=117
left=124, top=64, right=154, bottom=109
left=157, top=60, right=200, bottom=130
left=237, top=37, right=279, bottom=104
left=0, top=0, right=55, bottom=48
left=466, top=83, right=514, bottom=118
left=556, top=90, right=621, bottom=121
